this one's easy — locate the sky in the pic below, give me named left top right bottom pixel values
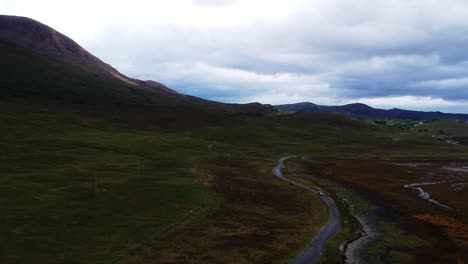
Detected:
left=2, top=0, right=468, bottom=113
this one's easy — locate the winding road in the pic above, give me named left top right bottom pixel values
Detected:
left=273, top=156, right=341, bottom=264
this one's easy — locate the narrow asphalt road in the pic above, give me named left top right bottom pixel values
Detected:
left=273, top=156, right=341, bottom=264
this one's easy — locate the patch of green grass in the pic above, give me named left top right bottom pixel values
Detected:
left=0, top=106, right=221, bottom=264
left=0, top=40, right=157, bottom=106
left=420, top=119, right=468, bottom=136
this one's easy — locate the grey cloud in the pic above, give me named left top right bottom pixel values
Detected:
left=82, top=0, right=468, bottom=112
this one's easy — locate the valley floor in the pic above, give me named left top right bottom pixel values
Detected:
left=1, top=101, right=467, bottom=263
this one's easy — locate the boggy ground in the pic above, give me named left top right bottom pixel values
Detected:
left=0, top=102, right=332, bottom=264
left=2, top=100, right=468, bottom=263
left=310, top=158, right=468, bottom=263
left=150, top=156, right=327, bottom=264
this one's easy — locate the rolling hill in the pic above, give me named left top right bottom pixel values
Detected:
left=276, top=102, right=468, bottom=120
left=0, top=15, right=272, bottom=113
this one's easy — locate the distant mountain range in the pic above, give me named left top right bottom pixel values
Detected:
left=276, top=102, right=468, bottom=120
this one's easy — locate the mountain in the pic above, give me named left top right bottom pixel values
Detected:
left=276, top=102, right=468, bottom=120
left=0, top=15, right=272, bottom=113
left=0, top=15, right=177, bottom=94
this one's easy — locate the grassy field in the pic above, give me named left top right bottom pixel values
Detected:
left=0, top=103, right=221, bottom=263
left=1, top=98, right=467, bottom=263
left=0, top=99, right=386, bottom=263
left=2, top=96, right=468, bottom=263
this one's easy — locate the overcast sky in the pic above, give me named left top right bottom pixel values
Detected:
left=3, top=0, right=468, bottom=113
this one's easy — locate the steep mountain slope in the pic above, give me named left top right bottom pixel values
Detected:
left=0, top=15, right=272, bottom=113
left=0, top=15, right=177, bottom=94
left=276, top=102, right=468, bottom=120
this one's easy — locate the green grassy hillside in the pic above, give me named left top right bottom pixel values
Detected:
left=0, top=39, right=273, bottom=115
left=0, top=40, right=157, bottom=105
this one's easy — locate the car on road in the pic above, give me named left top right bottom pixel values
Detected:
left=318, top=191, right=324, bottom=196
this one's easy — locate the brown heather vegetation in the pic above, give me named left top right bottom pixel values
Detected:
left=318, top=159, right=468, bottom=263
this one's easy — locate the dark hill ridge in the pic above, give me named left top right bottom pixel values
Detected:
left=0, top=15, right=91, bottom=56
left=276, top=102, right=468, bottom=120
left=0, top=15, right=174, bottom=93
left=0, top=15, right=272, bottom=113
left=0, top=15, right=171, bottom=95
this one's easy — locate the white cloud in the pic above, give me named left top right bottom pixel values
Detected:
left=147, top=62, right=332, bottom=104
left=3, top=0, right=468, bottom=112
left=352, top=96, right=468, bottom=111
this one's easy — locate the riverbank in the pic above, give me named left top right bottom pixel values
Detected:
left=285, top=156, right=447, bottom=263
left=342, top=215, right=379, bottom=264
